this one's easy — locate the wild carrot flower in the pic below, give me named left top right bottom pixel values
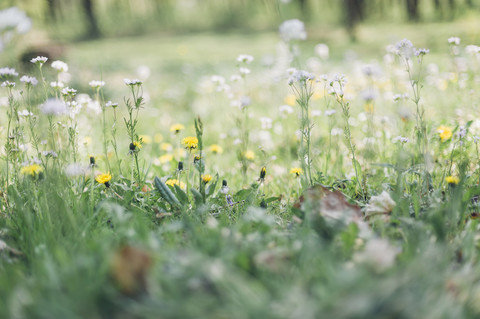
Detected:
left=170, top=124, right=185, bottom=134
left=437, top=125, right=452, bottom=142
left=202, top=174, right=212, bottom=184
left=446, top=176, right=460, bottom=185
left=95, top=173, right=112, bottom=187
left=20, top=164, right=43, bottom=176
left=209, top=144, right=223, bottom=154
left=182, top=136, right=198, bottom=150
left=290, top=167, right=303, bottom=177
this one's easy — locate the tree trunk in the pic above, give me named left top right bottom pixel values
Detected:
left=82, top=0, right=101, bottom=38
left=406, top=0, right=420, bottom=21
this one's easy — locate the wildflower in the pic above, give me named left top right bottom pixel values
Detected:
left=279, top=19, right=307, bottom=42
left=325, top=109, right=336, bottom=116
left=288, top=70, right=315, bottom=86
left=446, top=176, right=460, bottom=185
left=20, top=75, right=38, bottom=86
left=237, top=54, right=254, bottom=64
left=394, top=39, right=414, bottom=59
left=0, top=67, right=18, bottom=78
left=158, top=154, right=173, bottom=164
left=51, top=60, right=68, bottom=73
left=18, top=109, right=33, bottom=117
left=177, top=161, right=183, bottom=171
left=1, top=81, right=15, bottom=88
left=20, top=164, right=43, bottom=176
left=123, top=78, right=142, bottom=86
left=260, top=117, right=273, bottom=130
left=95, top=173, right=112, bottom=187
left=42, top=150, right=58, bottom=158
left=50, top=81, right=64, bottom=89
left=244, top=150, right=255, bottom=160
left=106, top=101, right=118, bottom=108
left=393, top=136, right=409, bottom=144
left=314, top=43, right=329, bottom=60
left=30, top=56, right=48, bottom=66
left=129, top=141, right=142, bottom=152
left=290, top=167, right=303, bottom=177
left=182, top=136, right=198, bottom=150
left=448, top=37, right=460, bottom=45
left=239, top=67, right=251, bottom=76
left=414, top=48, right=429, bottom=56
left=88, top=80, right=105, bottom=89
left=202, top=174, right=213, bottom=184
left=209, top=144, right=223, bottom=154
left=259, top=166, right=266, bottom=181
left=40, top=98, right=68, bottom=116
left=221, top=180, right=229, bottom=194
left=65, top=163, right=85, bottom=177
left=170, top=123, right=185, bottom=134
left=194, top=155, right=201, bottom=164
left=437, top=125, right=453, bottom=142
left=165, top=179, right=185, bottom=189
left=89, top=156, right=96, bottom=167
left=226, top=195, right=234, bottom=206
left=139, top=135, right=152, bottom=144
left=61, top=87, right=77, bottom=98
left=161, top=143, right=173, bottom=151
left=154, top=133, right=163, bottom=143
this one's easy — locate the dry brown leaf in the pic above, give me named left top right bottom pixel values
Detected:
left=111, top=245, right=152, bottom=296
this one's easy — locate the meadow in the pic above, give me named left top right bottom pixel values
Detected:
left=3, top=10, right=480, bottom=318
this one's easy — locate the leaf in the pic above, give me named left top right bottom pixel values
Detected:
left=190, top=188, right=203, bottom=205
left=174, top=184, right=189, bottom=204
left=154, top=176, right=181, bottom=208
left=206, top=174, right=219, bottom=198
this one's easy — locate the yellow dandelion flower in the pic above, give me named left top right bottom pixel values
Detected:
left=20, top=164, right=43, bottom=176
left=244, top=150, right=255, bottom=160
left=182, top=136, right=198, bottom=150
left=139, top=135, right=152, bottom=144
left=364, top=102, right=374, bottom=113
left=161, top=143, right=173, bottom=152
left=154, top=133, right=163, bottom=143
left=445, top=176, right=460, bottom=185
left=83, top=136, right=92, bottom=145
left=202, top=174, right=212, bottom=184
left=290, top=167, right=303, bottom=177
left=159, top=154, right=173, bottom=164
left=209, top=144, right=223, bottom=154
left=284, top=94, right=296, bottom=106
left=165, top=179, right=186, bottom=189
left=437, top=125, right=452, bottom=142
left=170, top=124, right=185, bottom=134
left=95, top=173, right=112, bottom=187
left=174, top=148, right=187, bottom=159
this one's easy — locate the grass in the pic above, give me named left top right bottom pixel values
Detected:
left=2, top=17, right=480, bottom=318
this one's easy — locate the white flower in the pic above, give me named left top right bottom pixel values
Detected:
left=365, top=191, right=396, bottom=219
left=0, top=67, right=18, bottom=78
left=61, top=87, right=77, bottom=97
left=394, top=38, right=414, bottom=59
left=20, top=75, right=38, bottom=86
left=260, top=117, right=273, bottom=130
left=325, top=109, right=336, bottom=116
left=237, top=54, right=254, bottom=64
left=0, top=7, right=31, bottom=34
left=51, top=60, right=68, bottom=73
left=30, top=56, right=48, bottom=65
left=210, top=75, right=225, bottom=84
left=393, top=93, right=408, bottom=102
left=18, top=109, right=33, bottom=117
left=279, top=19, right=307, bottom=42
left=1, top=81, right=15, bottom=88
left=123, top=78, right=142, bottom=86
left=448, top=37, right=460, bottom=45
left=230, top=74, right=241, bottom=82
left=88, top=80, right=105, bottom=89
left=414, top=48, right=429, bottom=56
left=50, top=81, right=64, bottom=89
left=353, top=238, right=399, bottom=271
left=288, top=70, right=315, bottom=85
left=465, top=45, right=480, bottom=55
left=40, top=98, right=68, bottom=116
left=393, top=136, right=409, bottom=144
left=239, top=67, right=251, bottom=76
left=64, top=163, right=86, bottom=177
left=314, top=43, right=329, bottom=60
left=279, top=105, right=294, bottom=115
left=106, top=100, right=118, bottom=108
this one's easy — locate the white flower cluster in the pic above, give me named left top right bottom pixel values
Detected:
left=124, top=78, right=143, bottom=86
left=51, top=60, right=69, bottom=73
left=287, top=69, right=315, bottom=85
left=237, top=54, right=254, bottom=64
left=40, top=98, right=68, bottom=116
left=30, top=56, right=48, bottom=65
left=448, top=37, right=461, bottom=45
left=20, top=75, right=38, bottom=86
left=88, top=80, right=105, bottom=89
left=279, top=19, right=307, bottom=42
left=0, top=67, right=18, bottom=78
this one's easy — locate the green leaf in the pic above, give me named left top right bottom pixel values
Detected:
left=174, top=184, right=189, bottom=204
left=190, top=188, right=203, bottom=205
left=206, top=174, right=218, bottom=198
left=154, top=176, right=181, bottom=208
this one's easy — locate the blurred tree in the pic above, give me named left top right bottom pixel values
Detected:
left=46, top=0, right=57, bottom=21
left=343, top=0, right=365, bottom=41
left=81, top=0, right=100, bottom=38
left=406, top=0, right=420, bottom=21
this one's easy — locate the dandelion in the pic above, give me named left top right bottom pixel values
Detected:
left=95, top=172, right=112, bottom=187
left=244, top=150, right=255, bottom=160
left=154, top=133, right=163, bottom=143
left=194, top=155, right=201, bottom=164
left=30, top=56, right=48, bottom=66
left=129, top=141, right=142, bottom=152
left=437, top=125, right=453, bottom=142
left=290, top=167, right=303, bottom=177
left=89, top=156, right=96, bottom=167
left=170, top=123, right=185, bottom=134
left=209, top=144, right=223, bottom=154
left=279, top=19, right=307, bottom=42
left=259, top=166, right=266, bottom=181
left=161, top=143, right=173, bottom=151
left=202, top=174, right=213, bottom=184
left=182, top=136, right=198, bottom=150
left=139, top=135, right=152, bottom=144
left=165, top=179, right=186, bottom=189
left=51, top=60, right=68, bottom=73
left=177, top=161, right=184, bottom=171
left=20, top=164, right=43, bottom=176
left=159, top=154, right=173, bottom=164
left=446, top=176, right=460, bottom=185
